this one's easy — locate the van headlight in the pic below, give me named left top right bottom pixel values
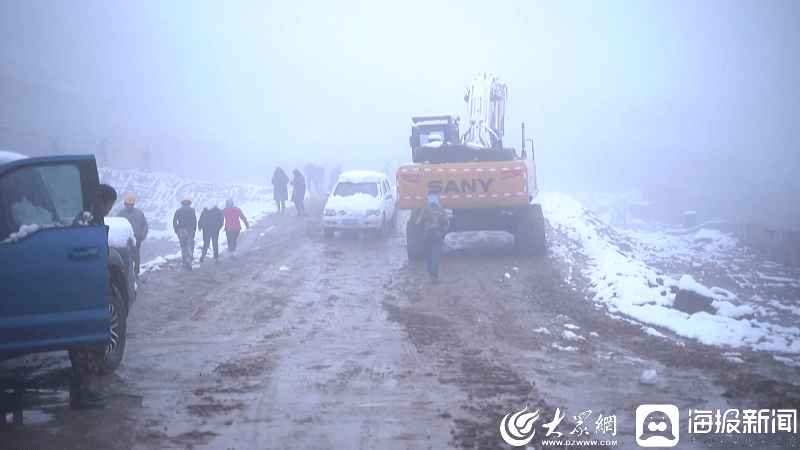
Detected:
left=324, top=209, right=336, bottom=216
left=366, top=210, right=380, bottom=217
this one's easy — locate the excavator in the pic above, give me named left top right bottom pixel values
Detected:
left=397, top=73, right=546, bottom=260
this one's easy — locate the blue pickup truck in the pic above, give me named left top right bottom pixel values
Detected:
left=0, top=152, right=136, bottom=375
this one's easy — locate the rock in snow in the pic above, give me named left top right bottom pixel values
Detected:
left=639, top=369, right=658, bottom=385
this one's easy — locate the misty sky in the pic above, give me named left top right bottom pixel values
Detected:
left=1, top=0, right=799, bottom=228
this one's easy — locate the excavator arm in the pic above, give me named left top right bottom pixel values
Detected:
left=460, top=73, right=507, bottom=148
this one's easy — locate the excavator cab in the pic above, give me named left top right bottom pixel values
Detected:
left=409, top=114, right=517, bottom=164
left=408, top=115, right=461, bottom=150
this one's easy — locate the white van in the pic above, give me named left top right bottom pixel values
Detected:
left=322, top=171, right=397, bottom=239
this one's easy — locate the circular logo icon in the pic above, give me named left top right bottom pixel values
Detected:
left=500, top=406, right=540, bottom=446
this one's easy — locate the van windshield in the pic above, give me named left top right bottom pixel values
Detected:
left=333, top=182, right=379, bottom=197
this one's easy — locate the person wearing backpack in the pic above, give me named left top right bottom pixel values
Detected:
left=413, top=195, right=450, bottom=281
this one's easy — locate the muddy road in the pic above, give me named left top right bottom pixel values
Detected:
left=1, top=197, right=798, bottom=449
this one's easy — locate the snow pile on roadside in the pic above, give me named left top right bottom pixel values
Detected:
left=539, top=191, right=800, bottom=354
left=99, top=168, right=276, bottom=236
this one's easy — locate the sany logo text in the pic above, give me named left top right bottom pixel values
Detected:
left=428, top=178, right=493, bottom=195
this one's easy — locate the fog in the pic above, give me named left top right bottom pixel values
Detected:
left=1, top=0, right=798, bottom=229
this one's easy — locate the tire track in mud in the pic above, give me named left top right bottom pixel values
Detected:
left=118, top=203, right=325, bottom=449
left=161, top=200, right=464, bottom=449
left=379, top=219, right=773, bottom=448
left=382, top=223, right=609, bottom=450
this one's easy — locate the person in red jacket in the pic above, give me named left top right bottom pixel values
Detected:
left=223, top=198, right=249, bottom=258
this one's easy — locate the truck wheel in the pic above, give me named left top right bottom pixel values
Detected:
left=406, top=212, right=425, bottom=262
left=515, top=203, right=547, bottom=256
left=97, top=283, right=127, bottom=375
left=68, top=283, right=127, bottom=376
left=324, top=228, right=335, bottom=239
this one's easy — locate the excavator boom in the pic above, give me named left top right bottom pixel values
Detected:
left=461, top=73, right=507, bottom=148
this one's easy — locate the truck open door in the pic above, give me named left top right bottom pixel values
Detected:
left=0, top=155, right=110, bottom=357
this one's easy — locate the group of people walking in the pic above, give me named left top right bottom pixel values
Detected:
left=172, top=197, right=250, bottom=270
left=271, top=167, right=306, bottom=215
left=117, top=164, right=448, bottom=280
left=159, top=166, right=310, bottom=271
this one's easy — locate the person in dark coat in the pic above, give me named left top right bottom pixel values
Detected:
left=271, top=167, right=290, bottom=213
left=118, top=193, right=149, bottom=275
left=173, top=196, right=197, bottom=270
left=198, top=205, right=224, bottom=263
left=69, top=183, right=117, bottom=409
left=414, top=195, right=450, bottom=281
left=291, top=169, right=306, bottom=216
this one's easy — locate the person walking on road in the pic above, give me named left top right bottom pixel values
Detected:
left=198, top=204, right=224, bottom=263
left=173, top=196, right=197, bottom=270
left=271, top=167, right=290, bottom=213
left=117, top=193, right=148, bottom=276
left=414, top=195, right=450, bottom=281
left=291, top=168, right=306, bottom=216
left=223, top=199, right=249, bottom=258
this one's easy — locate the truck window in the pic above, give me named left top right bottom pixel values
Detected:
left=0, top=164, right=83, bottom=241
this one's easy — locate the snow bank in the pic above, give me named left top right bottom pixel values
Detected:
left=540, top=190, right=800, bottom=354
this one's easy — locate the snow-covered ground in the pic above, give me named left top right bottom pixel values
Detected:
left=541, top=191, right=800, bottom=360
left=100, top=169, right=800, bottom=362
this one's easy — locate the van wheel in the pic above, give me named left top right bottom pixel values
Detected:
left=388, top=207, right=397, bottom=229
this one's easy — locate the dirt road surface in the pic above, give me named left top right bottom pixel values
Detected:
left=2, top=197, right=798, bottom=449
